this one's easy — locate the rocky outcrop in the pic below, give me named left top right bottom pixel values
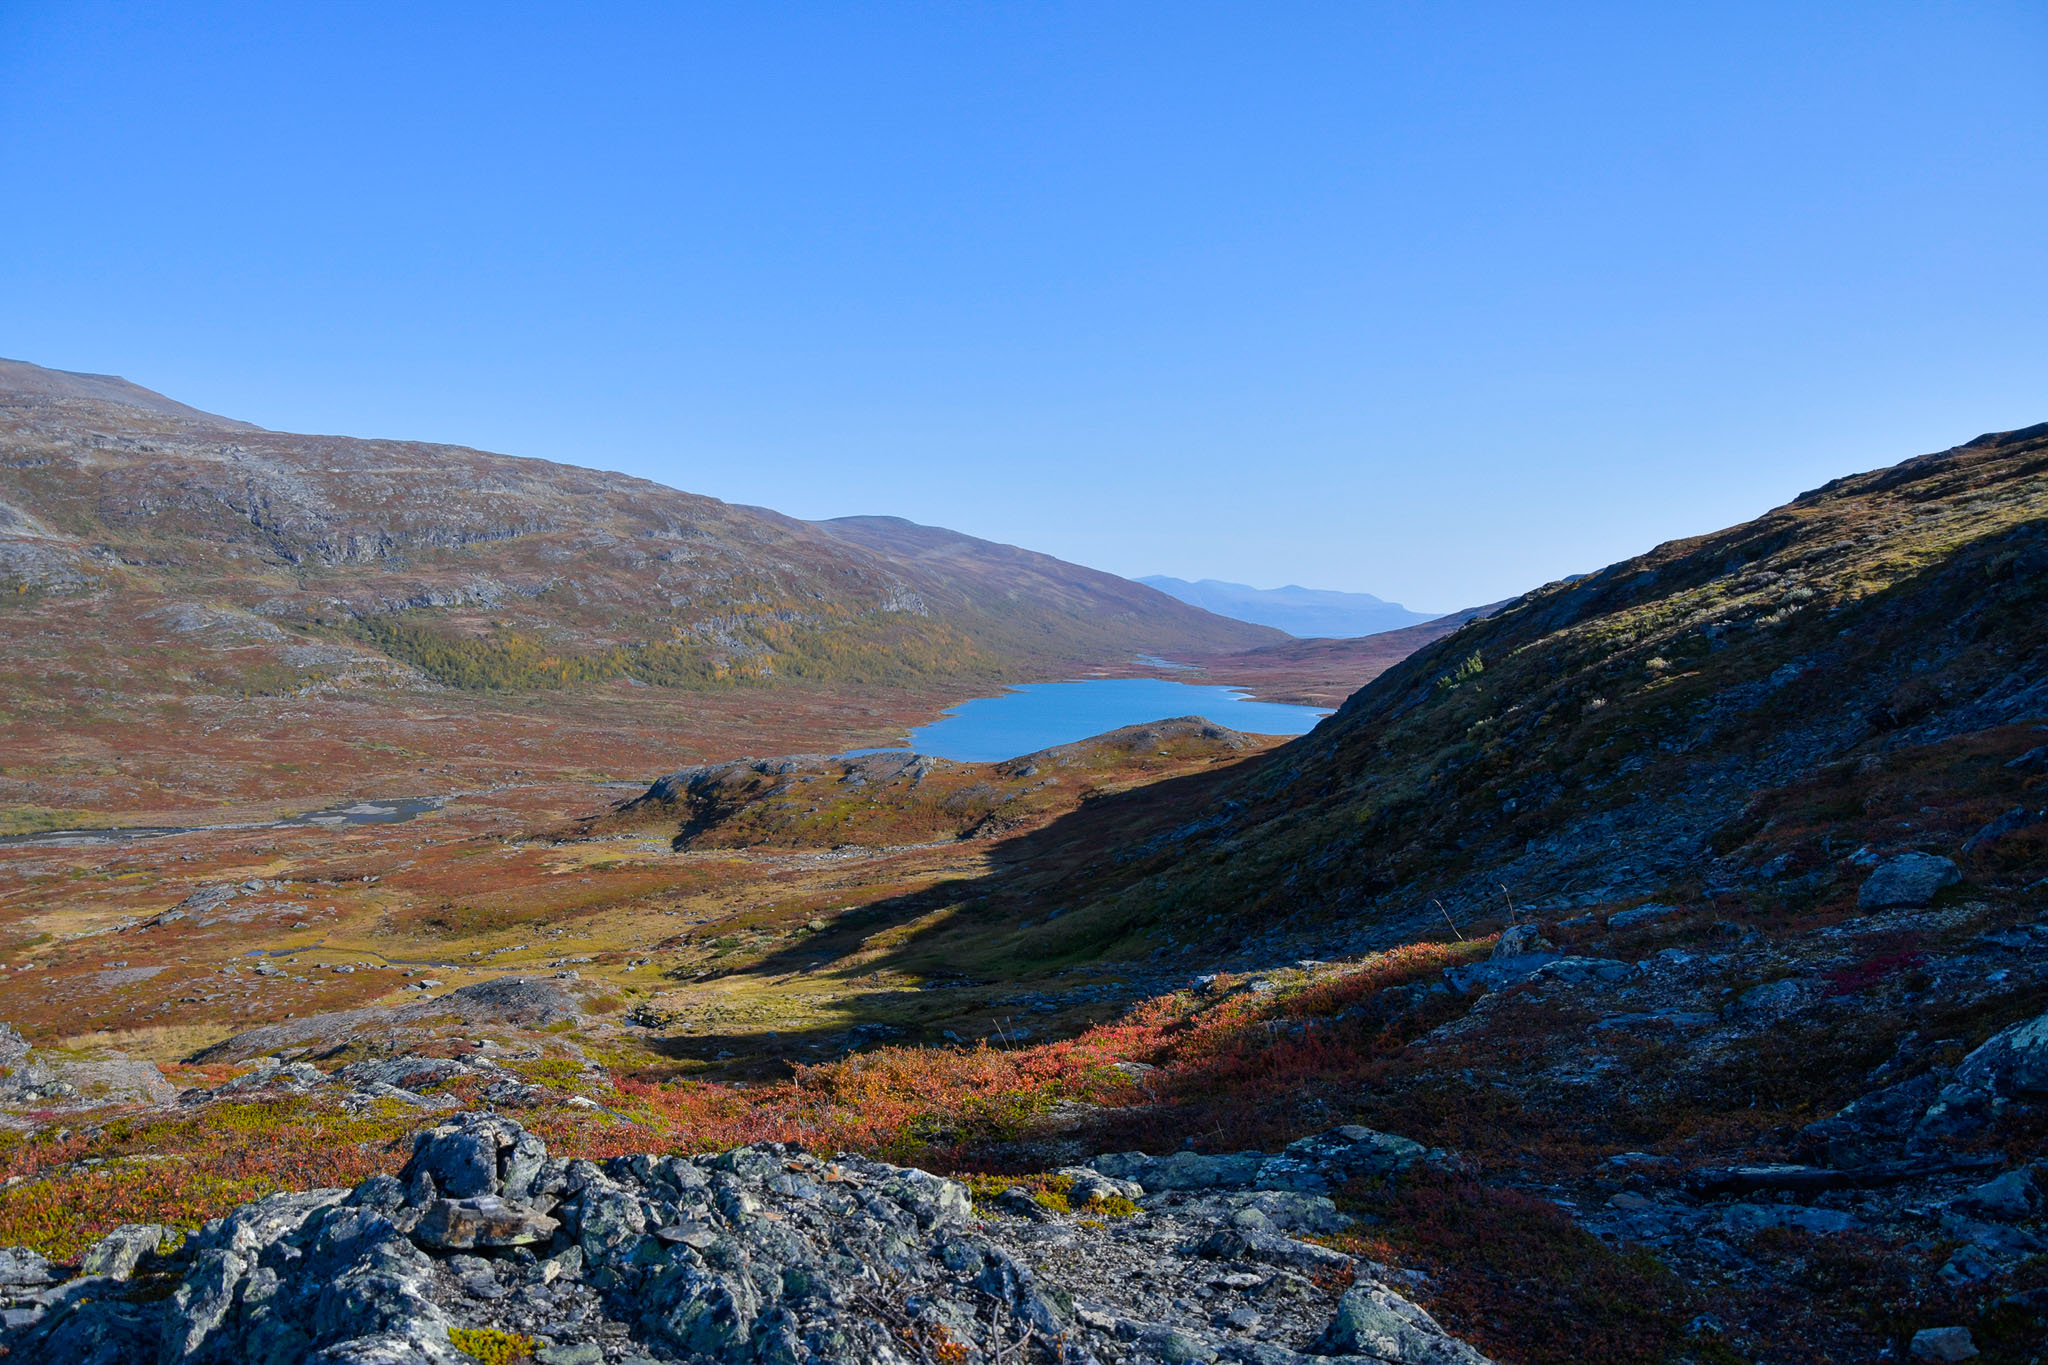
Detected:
left=0, top=1024, right=174, bottom=1109
left=1088, top=1126, right=1443, bottom=1196
left=190, top=975, right=592, bottom=1065
left=0, top=1114, right=1490, bottom=1364
left=178, top=1050, right=549, bottom=1111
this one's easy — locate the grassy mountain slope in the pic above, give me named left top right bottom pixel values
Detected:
left=0, top=359, right=1272, bottom=691
left=0, top=357, right=260, bottom=429
left=0, top=358, right=1273, bottom=813
left=807, top=514, right=1284, bottom=664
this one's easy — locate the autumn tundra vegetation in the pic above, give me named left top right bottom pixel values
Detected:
left=1, top=363, right=2046, bottom=1361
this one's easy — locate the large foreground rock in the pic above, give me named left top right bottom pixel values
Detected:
left=0, top=1113, right=1492, bottom=1364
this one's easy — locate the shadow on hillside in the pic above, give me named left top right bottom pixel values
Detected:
left=702, top=746, right=1278, bottom=998
left=649, top=502, right=2048, bottom=1081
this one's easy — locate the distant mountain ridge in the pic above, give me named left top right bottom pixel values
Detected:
left=0, top=358, right=1278, bottom=705
left=1139, top=575, right=1434, bottom=638
left=0, top=357, right=260, bottom=431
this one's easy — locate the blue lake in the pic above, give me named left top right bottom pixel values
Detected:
left=874, top=677, right=1333, bottom=763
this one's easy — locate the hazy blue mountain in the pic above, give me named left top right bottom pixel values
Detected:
left=1137, top=576, right=1434, bottom=638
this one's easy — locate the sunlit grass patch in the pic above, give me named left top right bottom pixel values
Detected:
left=448, top=1327, right=538, bottom=1363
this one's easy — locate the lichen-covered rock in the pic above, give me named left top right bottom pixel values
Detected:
left=1443, top=954, right=1559, bottom=994
left=1606, top=903, right=1677, bottom=930
left=411, top=1198, right=558, bottom=1250
left=1492, top=924, right=1555, bottom=958
left=0, top=1114, right=1492, bottom=1365
left=77, top=1223, right=170, bottom=1279
left=399, top=1113, right=549, bottom=1201
left=1955, top=1164, right=2044, bottom=1220
left=0, top=1247, right=57, bottom=1287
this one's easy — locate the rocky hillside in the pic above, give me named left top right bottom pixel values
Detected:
left=0, top=357, right=1276, bottom=701
left=1015, top=422, right=2048, bottom=954
left=811, top=517, right=1288, bottom=663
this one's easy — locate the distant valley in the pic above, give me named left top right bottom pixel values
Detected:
left=1139, top=574, right=1437, bottom=637
left=0, top=358, right=1312, bottom=820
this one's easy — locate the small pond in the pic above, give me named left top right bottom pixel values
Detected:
left=0, top=796, right=449, bottom=847
left=870, top=677, right=1332, bottom=763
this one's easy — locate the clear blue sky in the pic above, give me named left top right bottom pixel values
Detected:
left=3, top=3, right=2042, bottom=612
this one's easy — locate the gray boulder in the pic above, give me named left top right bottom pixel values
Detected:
left=1314, top=1283, right=1493, bottom=1363
left=58, top=1059, right=177, bottom=1106
left=1444, top=954, right=1558, bottom=994
left=1857, top=853, right=1960, bottom=910
left=399, top=1113, right=548, bottom=1201
left=338, top=1056, right=474, bottom=1092
left=1492, top=925, right=1554, bottom=958
left=1730, top=978, right=1810, bottom=1022
left=1089, top=1124, right=1436, bottom=1195
left=1528, top=957, right=1633, bottom=987
left=1955, top=1164, right=2043, bottom=1220
left=0, top=1025, right=73, bottom=1104
left=0, top=1247, right=56, bottom=1287
left=1056, top=1166, right=1143, bottom=1208
left=1720, top=1204, right=1860, bottom=1236
left=1962, top=807, right=2042, bottom=855
left=1910, top=1325, right=1980, bottom=1360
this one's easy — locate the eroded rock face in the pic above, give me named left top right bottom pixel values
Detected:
left=1951, top=1008, right=2048, bottom=1099
left=0, top=1114, right=1491, bottom=1365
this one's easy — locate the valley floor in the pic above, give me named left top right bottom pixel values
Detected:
left=2, top=709, right=2045, bottom=1361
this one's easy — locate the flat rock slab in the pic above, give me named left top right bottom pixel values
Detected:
left=414, top=1196, right=559, bottom=1249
